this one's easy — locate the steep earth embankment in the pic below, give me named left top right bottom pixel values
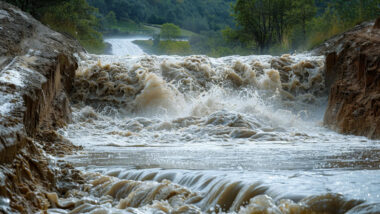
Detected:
left=0, top=2, right=84, bottom=212
left=315, top=19, right=380, bottom=139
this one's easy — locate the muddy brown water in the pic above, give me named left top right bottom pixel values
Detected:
left=49, top=53, right=380, bottom=213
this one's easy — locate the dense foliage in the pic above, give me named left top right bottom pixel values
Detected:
left=5, top=0, right=105, bottom=53
left=160, top=23, right=181, bottom=39
left=232, top=0, right=294, bottom=53
left=133, top=40, right=191, bottom=56
left=230, top=0, right=379, bottom=54
left=5, top=0, right=379, bottom=56
left=87, top=0, right=235, bottom=33
left=306, top=0, right=380, bottom=48
left=88, top=0, right=378, bottom=56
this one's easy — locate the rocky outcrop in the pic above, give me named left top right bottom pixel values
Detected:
left=0, top=1, right=83, bottom=163
left=315, top=19, right=380, bottom=139
left=0, top=1, right=84, bottom=212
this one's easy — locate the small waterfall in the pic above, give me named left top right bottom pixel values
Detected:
left=51, top=53, right=380, bottom=214
left=105, top=37, right=148, bottom=56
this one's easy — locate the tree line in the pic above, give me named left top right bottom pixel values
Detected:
left=228, top=0, right=380, bottom=53
left=4, top=0, right=379, bottom=55
left=87, top=0, right=235, bottom=33
left=5, top=0, right=105, bottom=53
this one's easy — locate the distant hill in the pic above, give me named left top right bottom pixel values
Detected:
left=87, top=0, right=235, bottom=33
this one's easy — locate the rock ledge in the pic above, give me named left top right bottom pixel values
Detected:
left=316, top=19, right=380, bottom=139
left=0, top=2, right=84, bottom=212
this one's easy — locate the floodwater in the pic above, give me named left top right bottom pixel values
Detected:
left=51, top=51, right=380, bottom=213
left=105, top=37, right=149, bottom=56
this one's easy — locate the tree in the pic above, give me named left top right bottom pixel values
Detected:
left=86, top=0, right=235, bottom=33
left=160, top=23, right=181, bottom=40
left=5, top=0, right=66, bottom=17
left=233, top=0, right=293, bottom=53
left=41, top=0, right=105, bottom=53
left=6, top=0, right=105, bottom=53
left=289, top=0, right=316, bottom=44
left=331, top=0, right=380, bottom=25
left=105, top=11, right=117, bottom=26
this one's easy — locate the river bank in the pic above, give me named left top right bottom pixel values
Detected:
left=0, top=2, right=85, bottom=212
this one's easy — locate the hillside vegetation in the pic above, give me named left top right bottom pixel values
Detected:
left=5, top=0, right=379, bottom=55
left=88, top=0, right=235, bottom=33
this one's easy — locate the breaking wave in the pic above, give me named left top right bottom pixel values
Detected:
left=53, top=53, right=380, bottom=213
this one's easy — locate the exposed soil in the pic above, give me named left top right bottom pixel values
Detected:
left=0, top=2, right=85, bottom=213
left=314, top=18, right=380, bottom=139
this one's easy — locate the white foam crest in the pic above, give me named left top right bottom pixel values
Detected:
left=72, top=54, right=325, bottom=117
left=63, top=53, right=330, bottom=147
left=105, top=37, right=148, bottom=56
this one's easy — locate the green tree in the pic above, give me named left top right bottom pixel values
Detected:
left=5, top=0, right=65, bottom=17
left=289, top=0, right=317, bottom=44
left=233, top=0, right=293, bottom=53
left=41, top=0, right=105, bottom=53
left=161, top=23, right=181, bottom=40
left=6, top=0, right=105, bottom=53
left=332, top=0, right=380, bottom=25
left=87, top=0, right=235, bottom=33
left=306, top=0, right=379, bottom=49
left=105, top=11, right=117, bottom=26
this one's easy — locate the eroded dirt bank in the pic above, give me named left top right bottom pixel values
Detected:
left=315, top=18, right=380, bottom=139
left=0, top=2, right=83, bottom=212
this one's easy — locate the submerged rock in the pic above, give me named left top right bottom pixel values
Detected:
left=315, top=18, right=380, bottom=139
left=0, top=1, right=83, bottom=212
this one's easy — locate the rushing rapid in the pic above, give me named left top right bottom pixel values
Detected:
left=51, top=52, right=380, bottom=213
left=105, top=37, right=148, bottom=56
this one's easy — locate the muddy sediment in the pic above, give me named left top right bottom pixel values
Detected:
left=45, top=172, right=365, bottom=214
left=71, top=54, right=326, bottom=113
left=0, top=2, right=83, bottom=212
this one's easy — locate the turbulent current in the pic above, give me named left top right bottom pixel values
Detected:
left=105, top=37, right=147, bottom=56
left=50, top=52, right=380, bottom=213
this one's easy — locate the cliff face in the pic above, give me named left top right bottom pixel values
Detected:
left=0, top=1, right=82, bottom=162
left=0, top=2, right=83, bottom=212
left=315, top=19, right=380, bottom=139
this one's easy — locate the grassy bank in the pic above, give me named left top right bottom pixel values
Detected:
left=105, top=21, right=199, bottom=38
left=104, top=20, right=156, bottom=36
left=133, top=40, right=191, bottom=55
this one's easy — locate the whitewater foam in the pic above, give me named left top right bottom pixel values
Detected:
left=54, top=53, right=380, bottom=213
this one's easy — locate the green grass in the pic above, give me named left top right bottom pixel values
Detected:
left=142, top=24, right=199, bottom=38
left=142, top=24, right=161, bottom=34
left=180, top=28, right=199, bottom=38
left=104, top=21, right=200, bottom=38
left=133, top=40, right=191, bottom=55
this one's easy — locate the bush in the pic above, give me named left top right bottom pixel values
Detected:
left=39, top=0, right=105, bottom=53
left=158, top=41, right=190, bottom=55
left=161, top=23, right=181, bottom=40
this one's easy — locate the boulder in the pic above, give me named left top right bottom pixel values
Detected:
left=0, top=2, right=84, bottom=212
left=0, top=1, right=83, bottom=163
left=315, top=19, right=380, bottom=139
